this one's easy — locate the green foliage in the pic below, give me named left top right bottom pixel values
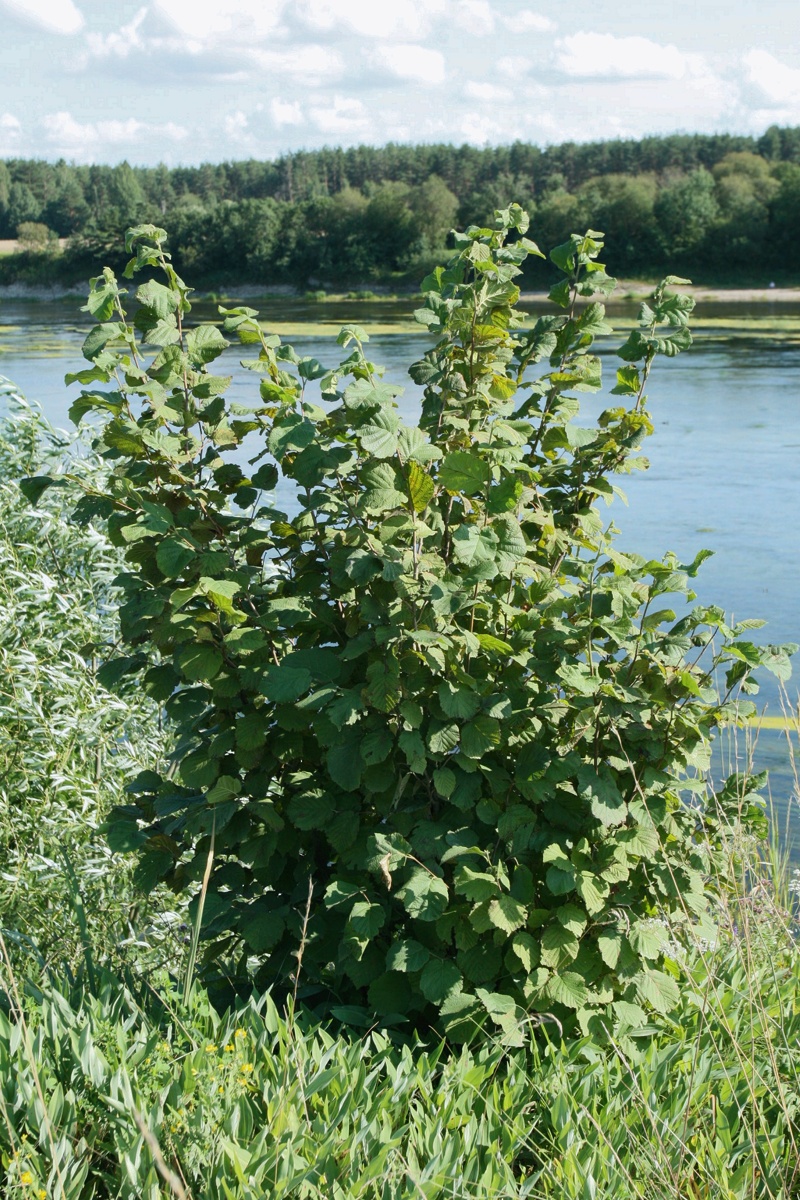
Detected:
left=1, top=855, right=798, bottom=1199
left=3, top=128, right=800, bottom=283
left=33, top=213, right=794, bottom=1037
left=0, top=385, right=172, bottom=976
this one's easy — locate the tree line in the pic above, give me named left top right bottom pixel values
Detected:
left=2, top=124, right=800, bottom=286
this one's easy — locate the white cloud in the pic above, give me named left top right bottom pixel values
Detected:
left=1, top=0, right=83, bottom=34
left=84, top=8, right=148, bottom=59
left=308, top=95, right=370, bottom=135
left=154, top=0, right=284, bottom=40
left=374, top=43, right=446, bottom=85
left=250, top=44, right=344, bottom=84
left=743, top=49, right=800, bottom=105
left=452, top=0, right=495, bottom=34
left=465, top=80, right=512, bottom=102
left=223, top=110, right=249, bottom=138
left=497, top=55, right=532, bottom=78
left=270, top=98, right=304, bottom=127
left=299, top=0, right=445, bottom=39
left=0, top=113, right=22, bottom=153
left=42, top=111, right=187, bottom=156
left=508, top=9, right=555, bottom=33
left=556, top=31, right=701, bottom=80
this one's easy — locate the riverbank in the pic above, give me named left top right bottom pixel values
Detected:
left=1, top=272, right=799, bottom=307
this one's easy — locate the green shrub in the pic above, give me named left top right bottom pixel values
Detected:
left=0, top=384, right=172, bottom=975
left=25, top=211, right=794, bottom=1038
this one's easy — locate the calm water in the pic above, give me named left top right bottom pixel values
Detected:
left=2, top=296, right=799, bottom=847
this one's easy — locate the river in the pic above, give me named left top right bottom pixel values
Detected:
left=2, top=293, right=799, bottom=850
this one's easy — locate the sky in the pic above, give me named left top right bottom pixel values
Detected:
left=1, top=0, right=799, bottom=165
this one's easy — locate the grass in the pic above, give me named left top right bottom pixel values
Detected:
left=0, top=394, right=798, bottom=1198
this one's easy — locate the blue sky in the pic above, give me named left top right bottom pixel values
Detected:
left=1, top=0, right=799, bottom=164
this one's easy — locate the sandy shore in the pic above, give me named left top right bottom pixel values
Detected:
left=520, top=280, right=800, bottom=304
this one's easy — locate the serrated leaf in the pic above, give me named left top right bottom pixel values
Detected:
left=439, top=451, right=490, bottom=495
left=177, top=643, right=223, bottom=681
left=359, top=408, right=400, bottom=458
left=396, top=869, right=448, bottom=921
left=541, top=923, right=580, bottom=969
left=488, top=894, right=527, bottom=933
left=597, top=931, right=622, bottom=969
left=259, top=664, right=311, bottom=703
left=420, top=958, right=462, bottom=1003
left=206, top=775, right=242, bottom=804
left=438, top=682, right=480, bottom=720
left=186, top=323, right=229, bottom=365
left=628, top=919, right=668, bottom=960
left=544, top=971, right=589, bottom=1009
left=635, top=969, right=680, bottom=1015
left=156, top=538, right=195, bottom=578
left=349, top=901, right=386, bottom=939
left=386, top=939, right=430, bottom=973
left=407, top=460, right=434, bottom=512
left=287, top=792, right=334, bottom=831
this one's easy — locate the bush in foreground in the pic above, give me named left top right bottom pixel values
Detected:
left=26, top=211, right=795, bottom=1037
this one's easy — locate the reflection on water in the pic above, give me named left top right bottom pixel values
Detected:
left=2, top=294, right=799, bottom=850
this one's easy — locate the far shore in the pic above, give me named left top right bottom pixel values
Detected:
left=0, top=278, right=798, bottom=306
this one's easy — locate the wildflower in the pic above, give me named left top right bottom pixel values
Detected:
left=218, top=1085, right=224, bottom=1094
left=205, top=1044, right=217, bottom=1054
left=234, top=1028, right=246, bottom=1039
left=224, top=1043, right=234, bottom=1052
left=240, top=1063, right=254, bottom=1073
left=38, top=1192, right=46, bottom=1199
left=20, top=1173, right=33, bottom=1185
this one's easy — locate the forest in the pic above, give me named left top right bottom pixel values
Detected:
left=2, top=123, right=800, bottom=287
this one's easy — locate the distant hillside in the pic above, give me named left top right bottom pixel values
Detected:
left=2, top=125, right=800, bottom=288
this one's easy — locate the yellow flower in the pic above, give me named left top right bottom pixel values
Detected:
left=224, top=1043, right=234, bottom=1053
left=38, top=1192, right=46, bottom=1199
left=205, top=1044, right=217, bottom=1054
left=234, top=1028, right=246, bottom=1039
left=240, top=1063, right=254, bottom=1073
left=218, top=1085, right=224, bottom=1093
left=20, top=1173, right=33, bottom=1186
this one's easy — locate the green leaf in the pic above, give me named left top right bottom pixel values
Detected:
left=206, top=775, right=242, bottom=804
left=433, top=768, right=456, bottom=798
left=439, top=451, right=490, bottom=495
left=428, top=722, right=460, bottom=755
left=396, top=869, right=448, bottom=922
left=19, top=475, right=67, bottom=505
left=327, top=743, right=363, bottom=792
left=407, top=461, right=434, bottom=512
left=540, top=924, right=580, bottom=969
left=287, top=792, right=334, bottom=831
left=386, top=939, right=430, bottom=973
left=628, top=919, right=668, bottom=960
left=177, top=643, right=223, bottom=681
left=349, top=901, right=386, bottom=938
left=635, top=969, right=680, bottom=1015
left=156, top=538, right=195, bottom=578
left=186, top=324, right=229, bottom=365
left=269, top=413, right=316, bottom=459
left=597, top=931, right=622, bottom=969
left=488, top=894, right=527, bottom=933
left=454, top=865, right=499, bottom=901
left=359, top=409, right=400, bottom=459
left=259, top=664, right=311, bottom=703
left=420, top=959, right=462, bottom=1004
left=544, top=971, right=589, bottom=1010
left=438, top=683, right=480, bottom=720
left=460, top=715, right=500, bottom=759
